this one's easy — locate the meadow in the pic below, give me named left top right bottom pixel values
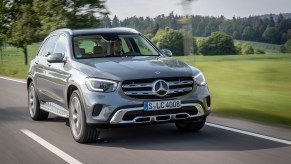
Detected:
left=177, top=54, right=291, bottom=127
left=1, top=43, right=291, bottom=127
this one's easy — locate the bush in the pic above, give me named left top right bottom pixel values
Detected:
left=158, top=29, right=184, bottom=55
left=198, top=32, right=237, bottom=55
left=280, top=39, right=291, bottom=53
left=234, top=42, right=242, bottom=54
left=145, top=33, right=154, bottom=39
left=255, top=49, right=265, bottom=54
left=280, top=45, right=287, bottom=53
left=241, top=43, right=254, bottom=55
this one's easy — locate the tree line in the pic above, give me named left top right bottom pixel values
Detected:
left=102, top=12, right=291, bottom=45
left=0, top=0, right=107, bottom=65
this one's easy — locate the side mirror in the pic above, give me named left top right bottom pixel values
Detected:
left=47, top=53, right=65, bottom=63
left=161, top=49, right=173, bottom=57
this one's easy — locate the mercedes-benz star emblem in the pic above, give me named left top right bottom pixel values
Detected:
left=155, top=71, right=160, bottom=74
left=153, top=80, right=169, bottom=97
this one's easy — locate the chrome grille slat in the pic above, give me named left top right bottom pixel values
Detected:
left=122, top=83, right=153, bottom=88
left=168, top=87, right=193, bottom=94
left=124, top=91, right=155, bottom=95
left=122, top=77, right=194, bottom=99
left=168, top=80, right=193, bottom=86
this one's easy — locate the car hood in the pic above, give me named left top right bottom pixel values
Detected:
left=72, top=56, right=195, bottom=81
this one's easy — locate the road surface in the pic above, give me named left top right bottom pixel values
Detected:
left=0, top=77, right=291, bottom=164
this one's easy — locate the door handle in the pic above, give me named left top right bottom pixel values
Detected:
left=35, top=60, right=39, bottom=64
left=47, top=63, right=51, bottom=67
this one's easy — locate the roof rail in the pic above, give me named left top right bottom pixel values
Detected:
left=51, top=28, right=73, bottom=35
left=113, top=27, right=139, bottom=33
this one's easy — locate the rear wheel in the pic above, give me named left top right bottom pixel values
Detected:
left=175, top=117, right=206, bottom=132
left=69, top=90, right=99, bottom=143
left=28, top=82, right=49, bottom=120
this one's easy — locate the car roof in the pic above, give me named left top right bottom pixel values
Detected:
left=52, top=27, right=140, bottom=36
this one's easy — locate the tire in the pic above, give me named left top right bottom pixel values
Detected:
left=175, top=117, right=206, bottom=132
left=69, top=90, right=100, bottom=143
left=28, top=82, right=49, bottom=121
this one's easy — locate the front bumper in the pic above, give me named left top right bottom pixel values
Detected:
left=80, top=83, right=211, bottom=126
left=110, top=101, right=210, bottom=124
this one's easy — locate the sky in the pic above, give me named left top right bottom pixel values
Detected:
left=105, top=0, right=291, bottom=19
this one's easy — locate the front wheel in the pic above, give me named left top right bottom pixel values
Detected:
left=69, top=90, right=99, bottom=143
left=175, top=117, right=206, bottom=132
left=28, top=82, right=49, bottom=121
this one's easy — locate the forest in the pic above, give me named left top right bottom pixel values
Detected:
left=102, top=12, right=291, bottom=45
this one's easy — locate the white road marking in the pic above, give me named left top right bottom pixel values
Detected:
left=0, top=76, right=26, bottom=84
left=206, top=123, right=291, bottom=145
left=21, top=129, right=82, bottom=164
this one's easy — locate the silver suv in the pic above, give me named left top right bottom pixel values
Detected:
left=27, top=28, right=211, bottom=143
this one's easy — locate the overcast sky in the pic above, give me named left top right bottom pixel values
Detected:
left=105, top=0, right=291, bottom=19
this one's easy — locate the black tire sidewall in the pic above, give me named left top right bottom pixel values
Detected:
left=69, top=90, right=87, bottom=142
left=28, top=82, right=39, bottom=119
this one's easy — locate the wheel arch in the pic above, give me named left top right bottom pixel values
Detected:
left=27, top=76, right=33, bottom=90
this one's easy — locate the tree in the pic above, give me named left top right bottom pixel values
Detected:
left=33, top=0, right=68, bottom=38
left=0, top=1, right=6, bottom=47
left=152, top=28, right=187, bottom=55
left=1, top=0, right=108, bottom=65
left=268, top=14, right=275, bottom=27
left=112, top=15, right=120, bottom=27
left=158, top=29, right=184, bottom=55
left=65, top=0, right=108, bottom=29
left=198, top=32, right=237, bottom=55
left=242, top=26, right=256, bottom=41
left=193, top=37, right=198, bottom=54
left=262, top=27, right=281, bottom=44
left=6, top=2, right=39, bottom=65
left=219, top=20, right=234, bottom=36
left=152, top=21, right=160, bottom=36
left=205, top=19, right=219, bottom=36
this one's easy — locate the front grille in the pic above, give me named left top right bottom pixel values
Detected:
left=122, top=106, right=198, bottom=121
left=122, top=77, right=195, bottom=99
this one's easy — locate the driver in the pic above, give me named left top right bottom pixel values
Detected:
left=111, top=38, right=122, bottom=55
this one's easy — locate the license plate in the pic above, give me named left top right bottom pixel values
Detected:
left=144, top=100, right=181, bottom=111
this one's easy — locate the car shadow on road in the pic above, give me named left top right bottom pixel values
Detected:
left=4, top=107, right=287, bottom=152
left=86, top=123, right=289, bottom=151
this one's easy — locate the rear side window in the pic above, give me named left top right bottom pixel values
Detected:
left=78, top=40, right=96, bottom=53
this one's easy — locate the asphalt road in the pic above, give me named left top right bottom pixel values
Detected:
left=1, top=77, right=291, bottom=164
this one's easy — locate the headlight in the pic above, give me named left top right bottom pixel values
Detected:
left=194, top=72, right=206, bottom=86
left=85, top=78, right=118, bottom=92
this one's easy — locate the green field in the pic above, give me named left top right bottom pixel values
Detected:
left=236, top=40, right=281, bottom=53
left=0, top=43, right=40, bottom=78
left=1, top=43, right=291, bottom=128
left=177, top=54, right=291, bottom=128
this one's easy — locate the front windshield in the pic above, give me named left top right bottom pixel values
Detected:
left=73, top=34, right=160, bottom=59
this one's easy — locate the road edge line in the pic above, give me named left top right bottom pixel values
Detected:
left=20, top=129, right=82, bottom=164
left=206, top=122, right=291, bottom=145
left=0, top=76, right=26, bottom=84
